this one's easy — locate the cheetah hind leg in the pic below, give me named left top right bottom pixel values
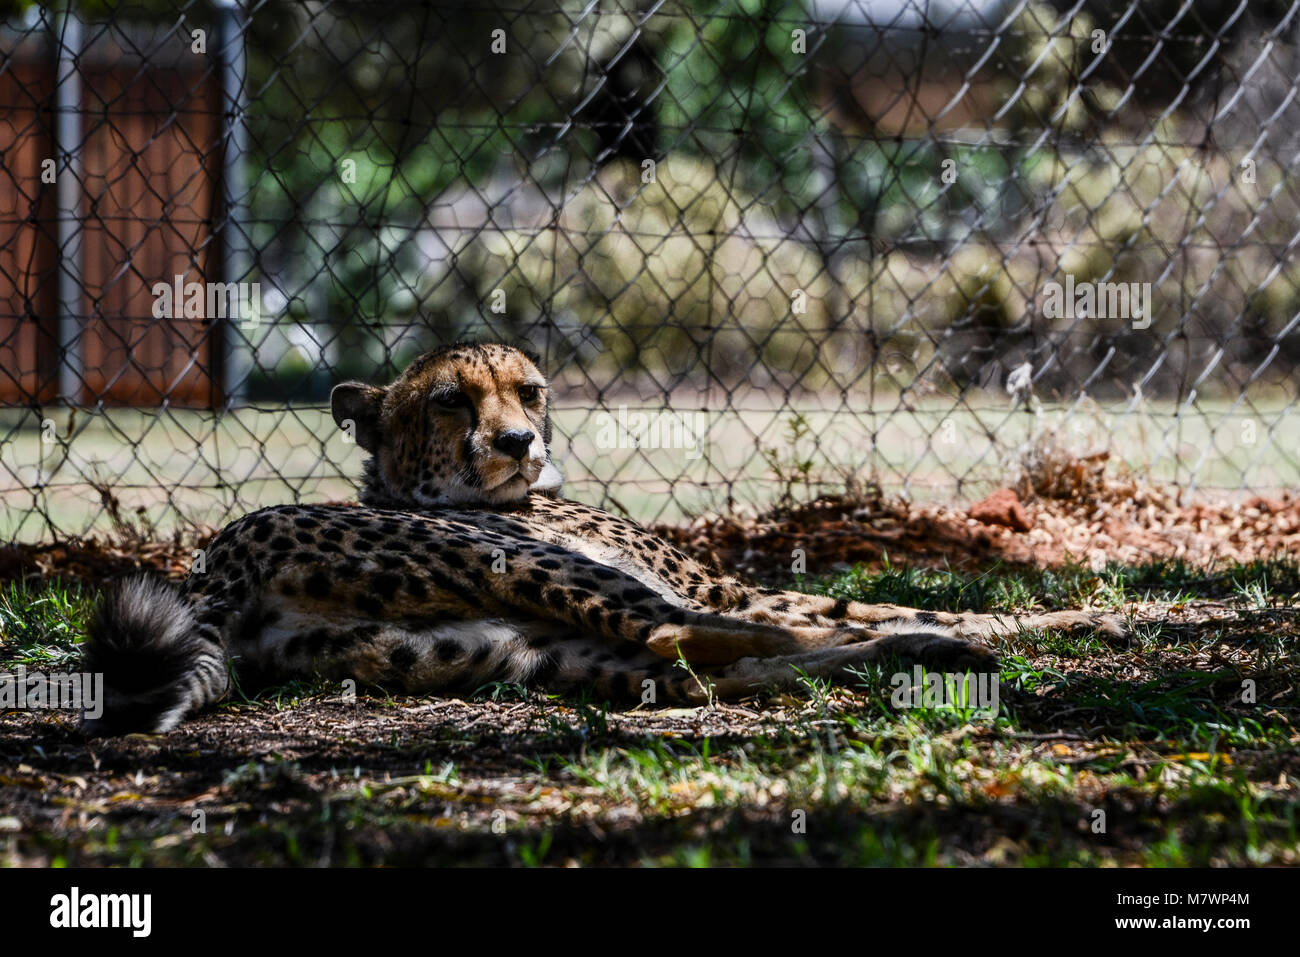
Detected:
left=532, top=626, right=999, bottom=705
left=645, top=617, right=888, bottom=666
left=256, top=615, right=998, bottom=706
left=700, top=586, right=1127, bottom=647
left=691, top=629, right=1000, bottom=703
left=641, top=612, right=1004, bottom=668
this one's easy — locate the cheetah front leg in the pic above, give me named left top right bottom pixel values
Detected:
left=692, top=584, right=1126, bottom=647
left=428, top=541, right=880, bottom=666
left=467, top=548, right=1004, bottom=667
left=545, top=628, right=999, bottom=704
left=690, top=630, right=999, bottom=702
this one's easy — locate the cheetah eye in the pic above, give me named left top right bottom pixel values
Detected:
left=431, top=390, right=470, bottom=411
left=517, top=384, right=542, bottom=404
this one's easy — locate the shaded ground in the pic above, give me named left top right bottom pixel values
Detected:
left=1, top=483, right=1298, bottom=866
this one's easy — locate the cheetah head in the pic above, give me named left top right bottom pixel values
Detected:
left=330, top=342, right=563, bottom=508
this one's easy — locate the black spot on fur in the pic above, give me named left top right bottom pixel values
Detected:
left=372, top=572, right=402, bottom=601
left=613, top=641, right=643, bottom=660
left=389, top=645, right=418, bottom=670
left=305, top=629, right=331, bottom=655
left=305, top=570, right=332, bottom=599
left=514, top=580, right=543, bottom=605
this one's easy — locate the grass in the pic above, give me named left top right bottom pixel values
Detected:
left=0, top=557, right=1297, bottom=866
left=0, top=579, right=93, bottom=670
left=4, top=395, right=1299, bottom=539
left=806, top=554, right=1300, bottom=613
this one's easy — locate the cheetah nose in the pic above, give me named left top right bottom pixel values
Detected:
left=493, top=428, right=535, bottom=461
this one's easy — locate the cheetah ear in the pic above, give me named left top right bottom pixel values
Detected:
left=330, top=382, right=385, bottom=453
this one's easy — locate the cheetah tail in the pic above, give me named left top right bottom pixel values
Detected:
left=80, top=576, right=229, bottom=735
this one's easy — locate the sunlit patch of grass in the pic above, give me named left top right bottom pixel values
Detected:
left=808, top=555, right=1300, bottom=613
left=0, top=578, right=93, bottom=670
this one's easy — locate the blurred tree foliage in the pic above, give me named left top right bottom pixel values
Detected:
left=3, top=0, right=1296, bottom=397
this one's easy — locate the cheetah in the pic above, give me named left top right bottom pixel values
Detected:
left=82, top=342, right=1124, bottom=733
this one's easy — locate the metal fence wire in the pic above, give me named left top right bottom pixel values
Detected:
left=2, top=0, right=1300, bottom=541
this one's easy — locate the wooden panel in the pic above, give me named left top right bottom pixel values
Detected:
left=0, top=62, right=58, bottom=404
left=77, top=61, right=222, bottom=407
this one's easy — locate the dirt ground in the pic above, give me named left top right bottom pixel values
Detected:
left=3, top=592, right=1296, bottom=867
left=1, top=480, right=1298, bottom=866
left=2, top=593, right=1296, bottom=866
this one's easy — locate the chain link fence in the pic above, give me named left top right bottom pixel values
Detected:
left=2, top=0, right=1299, bottom=542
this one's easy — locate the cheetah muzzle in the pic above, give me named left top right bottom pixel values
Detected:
left=81, top=342, right=1126, bottom=733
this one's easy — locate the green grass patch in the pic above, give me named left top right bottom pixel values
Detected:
left=0, top=578, right=92, bottom=670
left=803, top=554, right=1300, bottom=613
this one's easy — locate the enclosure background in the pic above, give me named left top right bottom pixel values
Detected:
left=1, top=0, right=1298, bottom=541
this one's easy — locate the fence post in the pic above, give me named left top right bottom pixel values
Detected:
left=53, top=4, right=82, bottom=406
left=215, top=0, right=250, bottom=407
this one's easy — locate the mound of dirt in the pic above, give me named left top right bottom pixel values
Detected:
left=655, top=486, right=1300, bottom=582
left=3, top=484, right=1297, bottom=590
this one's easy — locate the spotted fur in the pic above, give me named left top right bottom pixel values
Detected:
left=82, top=342, right=1124, bottom=733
